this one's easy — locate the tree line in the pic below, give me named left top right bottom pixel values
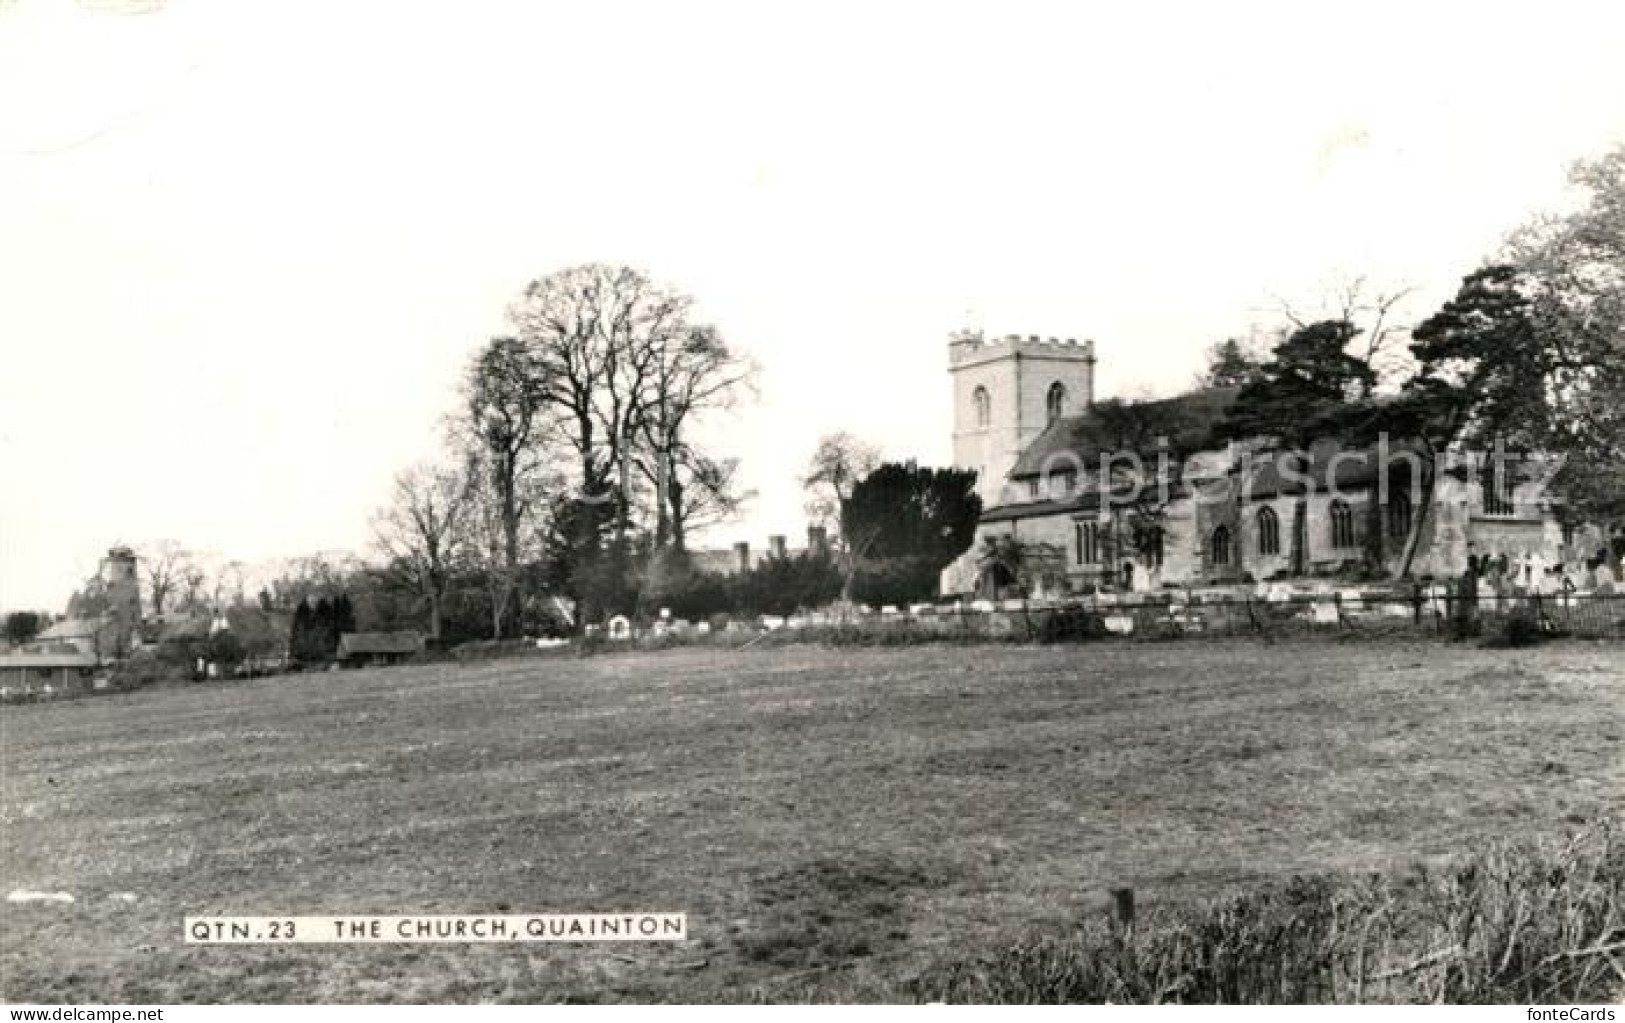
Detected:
left=1195, top=144, right=1624, bottom=579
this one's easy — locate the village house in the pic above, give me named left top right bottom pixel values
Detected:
left=0, top=641, right=99, bottom=695
left=687, top=525, right=831, bottom=576
left=940, top=330, right=1601, bottom=597
left=337, top=630, right=426, bottom=668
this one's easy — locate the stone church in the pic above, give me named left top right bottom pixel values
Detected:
left=940, top=330, right=1605, bottom=598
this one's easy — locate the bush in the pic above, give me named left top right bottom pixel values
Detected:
left=109, top=652, right=192, bottom=689
left=1034, top=608, right=1108, bottom=644
left=850, top=556, right=943, bottom=609
left=449, top=638, right=554, bottom=663
left=1482, top=607, right=1546, bottom=648
left=734, top=554, right=843, bottom=617
left=906, top=821, right=1624, bottom=1004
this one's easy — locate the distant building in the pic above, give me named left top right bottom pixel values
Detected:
left=0, top=642, right=98, bottom=694
left=688, top=525, right=832, bottom=576
left=34, top=617, right=120, bottom=658
left=56, top=546, right=143, bottom=660
left=337, top=631, right=426, bottom=667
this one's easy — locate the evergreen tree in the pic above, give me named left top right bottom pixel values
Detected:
left=332, top=593, right=357, bottom=638
left=840, top=461, right=982, bottom=603
left=1218, top=320, right=1378, bottom=575
left=1199, top=336, right=1267, bottom=389
left=312, top=597, right=336, bottom=660
left=1344, top=265, right=1548, bottom=577
left=290, top=598, right=315, bottom=664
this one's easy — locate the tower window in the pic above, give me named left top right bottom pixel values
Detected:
left=1209, top=525, right=1232, bottom=566
left=1046, top=382, right=1066, bottom=424
left=973, top=386, right=991, bottom=428
left=1256, top=506, right=1280, bottom=556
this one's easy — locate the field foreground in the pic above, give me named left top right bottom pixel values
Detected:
left=2, top=640, right=1622, bottom=1002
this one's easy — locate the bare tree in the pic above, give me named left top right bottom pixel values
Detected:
left=461, top=336, right=553, bottom=632
left=659, top=449, right=755, bottom=548
left=211, top=560, right=247, bottom=611
left=138, top=540, right=195, bottom=617
left=460, top=454, right=556, bottom=639
left=1270, top=274, right=1417, bottom=393
left=371, top=460, right=471, bottom=641
left=1503, top=143, right=1625, bottom=522
left=506, top=264, right=696, bottom=541
left=801, top=432, right=881, bottom=535
left=633, top=323, right=758, bottom=550
left=179, top=563, right=210, bottom=613
left=801, top=432, right=882, bottom=602
left=258, top=551, right=365, bottom=610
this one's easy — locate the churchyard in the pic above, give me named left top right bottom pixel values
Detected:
left=2, top=637, right=1620, bottom=1002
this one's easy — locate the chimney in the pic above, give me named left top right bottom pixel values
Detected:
left=734, top=541, right=750, bottom=574
left=807, top=525, right=828, bottom=556
left=769, top=534, right=787, bottom=559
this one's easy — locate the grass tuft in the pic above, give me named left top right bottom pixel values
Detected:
left=907, top=821, right=1625, bottom=1004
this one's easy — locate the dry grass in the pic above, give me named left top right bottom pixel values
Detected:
left=906, top=823, right=1624, bottom=1003
left=1, top=639, right=1621, bottom=1003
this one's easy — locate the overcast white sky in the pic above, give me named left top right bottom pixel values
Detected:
left=2, top=0, right=1622, bottom=611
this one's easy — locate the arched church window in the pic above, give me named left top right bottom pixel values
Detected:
left=1387, top=490, right=1413, bottom=541
left=1482, top=454, right=1514, bottom=515
left=1075, top=520, right=1100, bottom=565
left=1210, top=525, right=1232, bottom=566
left=1257, top=506, right=1280, bottom=556
left=1329, top=499, right=1356, bottom=549
left=1046, top=382, right=1066, bottom=424
left=1138, top=524, right=1165, bottom=569
left=973, top=386, right=991, bottom=428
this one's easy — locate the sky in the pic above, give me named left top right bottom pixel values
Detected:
left=2, top=0, right=1623, bottom=611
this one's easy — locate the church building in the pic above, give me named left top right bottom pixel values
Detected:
left=940, top=331, right=1602, bottom=598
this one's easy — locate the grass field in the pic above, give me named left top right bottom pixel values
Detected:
left=2, top=639, right=1621, bottom=1003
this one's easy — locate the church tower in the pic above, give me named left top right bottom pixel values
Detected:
left=949, top=330, right=1096, bottom=507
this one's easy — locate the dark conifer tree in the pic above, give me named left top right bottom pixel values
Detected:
left=290, top=598, right=314, bottom=663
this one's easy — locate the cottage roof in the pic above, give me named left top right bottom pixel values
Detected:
left=0, top=650, right=97, bottom=670
left=337, top=631, right=426, bottom=657
left=36, top=618, right=106, bottom=641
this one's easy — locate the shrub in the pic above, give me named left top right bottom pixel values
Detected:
left=1035, top=608, right=1108, bottom=644
left=850, top=556, right=944, bottom=608
left=109, top=652, right=191, bottom=689
left=906, top=821, right=1624, bottom=1004
left=1482, top=607, right=1546, bottom=649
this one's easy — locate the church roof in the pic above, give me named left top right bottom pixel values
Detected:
left=1007, top=387, right=1239, bottom=480
left=987, top=387, right=1431, bottom=522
